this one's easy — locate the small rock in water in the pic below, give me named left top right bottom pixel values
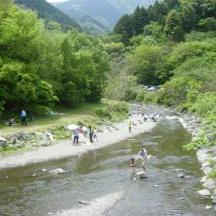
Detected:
left=41, top=168, right=47, bottom=172
left=47, top=212, right=53, bottom=215
left=205, top=205, right=212, bottom=210
left=174, top=168, right=184, bottom=172
left=5, top=176, right=9, bottom=179
left=185, top=175, right=192, bottom=180
left=180, top=197, right=185, bottom=200
left=32, top=173, right=37, bottom=177
left=153, top=184, right=159, bottom=188
left=78, top=200, right=90, bottom=206
left=211, top=194, right=216, bottom=204
left=198, top=189, right=210, bottom=197
left=177, top=173, right=185, bottom=178
left=49, top=168, right=67, bottom=174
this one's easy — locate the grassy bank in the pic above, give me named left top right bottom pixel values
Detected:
left=0, top=100, right=128, bottom=154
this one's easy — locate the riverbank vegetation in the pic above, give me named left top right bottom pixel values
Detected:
left=0, top=0, right=109, bottom=120
left=106, top=0, right=216, bottom=151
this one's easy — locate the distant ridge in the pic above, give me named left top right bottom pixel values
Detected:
left=15, top=0, right=81, bottom=30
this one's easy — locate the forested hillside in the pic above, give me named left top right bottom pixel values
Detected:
left=0, top=0, right=109, bottom=116
left=15, top=0, right=80, bottom=30
left=105, top=0, right=216, bottom=150
left=114, top=0, right=216, bottom=43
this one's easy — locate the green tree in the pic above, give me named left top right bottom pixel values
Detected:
left=0, top=62, right=56, bottom=110
left=129, top=44, right=163, bottom=85
left=114, top=15, right=133, bottom=43
left=132, top=6, right=149, bottom=35
left=164, top=10, right=184, bottom=42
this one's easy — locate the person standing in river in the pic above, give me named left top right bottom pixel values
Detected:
left=89, top=126, right=94, bottom=143
left=20, top=109, right=27, bottom=126
left=128, top=120, right=132, bottom=133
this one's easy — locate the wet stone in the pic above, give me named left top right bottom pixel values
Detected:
left=198, top=189, right=210, bottom=197
left=78, top=200, right=90, bottom=206
left=177, top=173, right=185, bottom=178
left=205, top=205, right=212, bottom=210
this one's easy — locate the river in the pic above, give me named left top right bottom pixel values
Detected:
left=0, top=119, right=214, bottom=216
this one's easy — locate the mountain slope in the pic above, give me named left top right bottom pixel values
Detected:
left=55, top=0, right=121, bottom=28
left=15, top=0, right=80, bottom=30
left=108, top=0, right=156, bottom=13
left=80, top=16, right=110, bottom=35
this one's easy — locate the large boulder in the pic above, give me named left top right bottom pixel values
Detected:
left=197, top=149, right=210, bottom=164
left=8, top=132, right=31, bottom=144
left=198, top=189, right=210, bottom=197
left=203, top=178, right=216, bottom=190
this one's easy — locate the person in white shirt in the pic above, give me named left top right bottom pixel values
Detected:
left=20, top=109, right=27, bottom=126
left=73, top=128, right=79, bottom=144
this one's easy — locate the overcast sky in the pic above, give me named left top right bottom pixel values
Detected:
left=46, top=0, right=67, bottom=3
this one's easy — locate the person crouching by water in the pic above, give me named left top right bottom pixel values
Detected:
left=73, top=128, right=79, bottom=144
left=20, top=109, right=27, bottom=126
left=128, top=158, right=136, bottom=168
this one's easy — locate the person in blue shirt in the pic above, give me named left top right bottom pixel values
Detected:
left=20, top=109, right=27, bottom=126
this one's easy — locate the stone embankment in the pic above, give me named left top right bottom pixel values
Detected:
left=177, top=111, right=216, bottom=208
left=0, top=131, right=54, bottom=150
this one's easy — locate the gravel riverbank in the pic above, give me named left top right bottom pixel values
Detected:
left=0, top=118, right=155, bottom=170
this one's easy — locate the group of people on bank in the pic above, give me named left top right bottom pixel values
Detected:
left=72, top=125, right=98, bottom=145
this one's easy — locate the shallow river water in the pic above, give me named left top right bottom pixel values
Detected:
left=0, top=119, right=215, bottom=216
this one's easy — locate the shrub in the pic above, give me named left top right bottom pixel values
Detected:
left=95, top=108, right=111, bottom=119
left=136, top=90, right=158, bottom=104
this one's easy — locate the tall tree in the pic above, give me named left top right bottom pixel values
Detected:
left=132, top=6, right=149, bottom=35
left=114, top=15, right=133, bottom=43
left=164, top=9, right=184, bottom=42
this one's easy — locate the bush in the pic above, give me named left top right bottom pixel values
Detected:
left=157, top=77, right=201, bottom=108
left=188, top=93, right=216, bottom=118
left=95, top=101, right=128, bottom=119
left=184, top=133, right=214, bottom=150
left=108, top=101, right=128, bottom=114
left=95, top=108, right=111, bottom=119
left=136, top=90, right=158, bottom=104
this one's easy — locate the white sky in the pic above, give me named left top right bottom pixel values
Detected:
left=46, top=0, right=67, bottom=3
